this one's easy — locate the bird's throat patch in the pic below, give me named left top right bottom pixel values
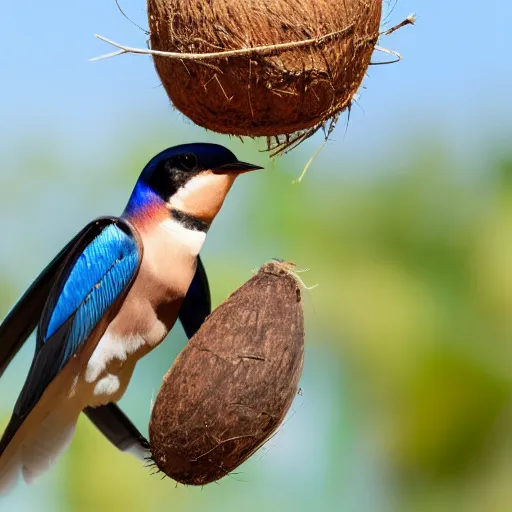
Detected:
left=170, top=208, right=209, bottom=233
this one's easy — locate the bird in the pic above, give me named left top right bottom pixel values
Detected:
left=0, top=142, right=262, bottom=494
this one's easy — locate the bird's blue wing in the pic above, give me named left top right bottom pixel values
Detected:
left=83, top=256, right=212, bottom=457
left=38, top=221, right=141, bottom=362
left=0, top=218, right=142, bottom=455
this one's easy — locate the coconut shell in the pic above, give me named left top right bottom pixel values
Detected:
left=149, top=260, right=304, bottom=485
left=148, top=0, right=382, bottom=139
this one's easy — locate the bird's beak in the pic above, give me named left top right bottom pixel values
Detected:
left=212, top=161, right=264, bottom=174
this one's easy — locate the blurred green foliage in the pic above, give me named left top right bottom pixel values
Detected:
left=1, top=139, right=512, bottom=511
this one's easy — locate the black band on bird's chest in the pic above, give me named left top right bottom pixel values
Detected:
left=170, top=208, right=209, bottom=233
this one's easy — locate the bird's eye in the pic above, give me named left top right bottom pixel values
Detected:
left=178, top=154, right=198, bottom=171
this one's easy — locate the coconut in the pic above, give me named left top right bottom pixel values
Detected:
left=149, top=260, right=305, bottom=485
left=147, top=0, right=382, bottom=150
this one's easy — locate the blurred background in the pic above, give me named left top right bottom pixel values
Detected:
left=0, top=0, right=509, bottom=510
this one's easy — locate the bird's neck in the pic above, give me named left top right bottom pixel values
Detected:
left=122, top=182, right=209, bottom=256
left=123, top=181, right=163, bottom=222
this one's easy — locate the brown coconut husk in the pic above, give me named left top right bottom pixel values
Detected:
left=147, top=0, right=382, bottom=153
left=149, top=260, right=305, bottom=485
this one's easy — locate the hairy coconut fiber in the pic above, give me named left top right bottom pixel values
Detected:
left=149, top=260, right=304, bottom=485
left=148, top=0, right=382, bottom=147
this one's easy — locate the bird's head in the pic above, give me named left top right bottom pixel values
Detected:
left=123, top=143, right=262, bottom=229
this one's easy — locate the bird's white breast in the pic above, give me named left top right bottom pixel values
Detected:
left=85, top=333, right=145, bottom=384
left=159, top=218, right=206, bottom=256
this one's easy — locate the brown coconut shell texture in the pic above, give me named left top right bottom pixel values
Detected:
left=148, top=0, right=382, bottom=137
left=149, top=261, right=304, bottom=486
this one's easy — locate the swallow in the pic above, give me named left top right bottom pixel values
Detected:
left=0, top=143, right=262, bottom=493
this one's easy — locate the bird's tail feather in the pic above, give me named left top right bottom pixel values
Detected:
left=21, top=415, right=77, bottom=485
left=0, top=409, right=79, bottom=495
left=0, top=453, right=20, bottom=496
